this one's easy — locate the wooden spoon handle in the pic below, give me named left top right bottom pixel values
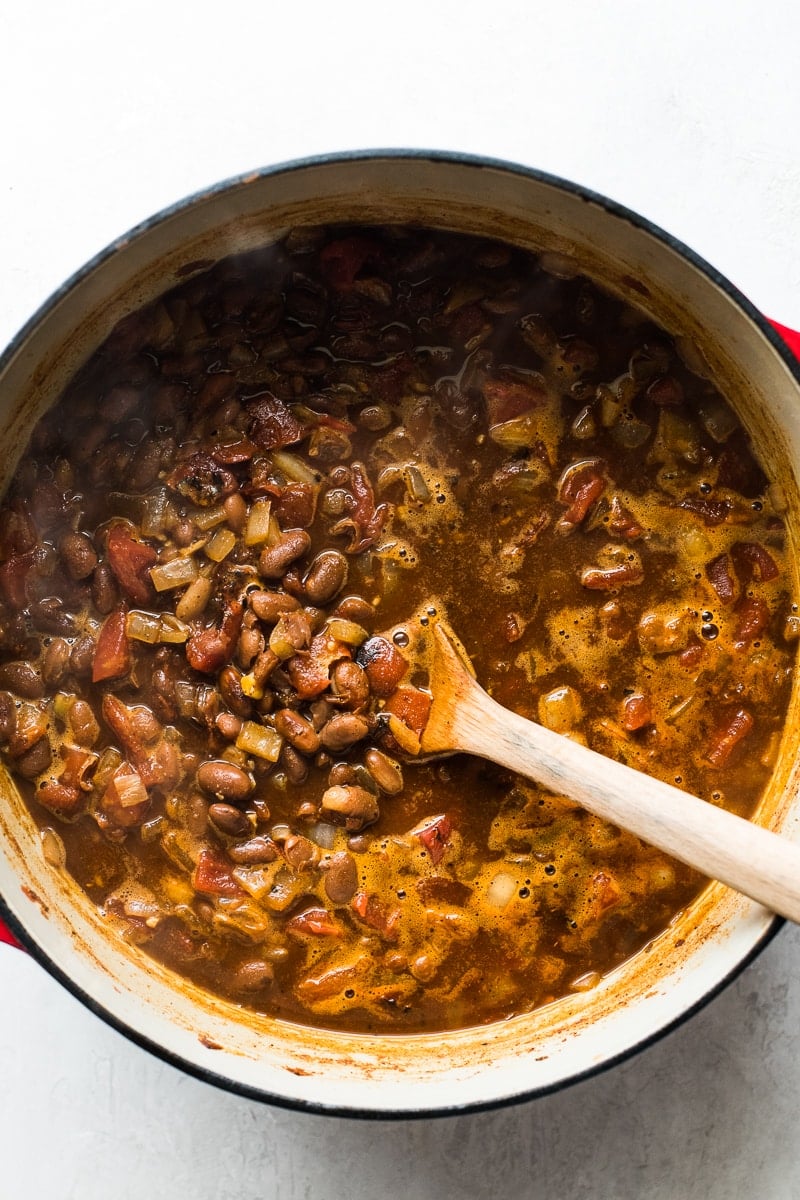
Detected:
left=452, top=675, right=800, bottom=923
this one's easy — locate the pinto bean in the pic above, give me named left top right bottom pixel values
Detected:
left=208, top=802, right=252, bottom=838
left=330, top=659, right=370, bottom=710
left=249, top=589, right=301, bottom=623
left=30, top=598, right=76, bottom=636
left=59, top=531, right=98, bottom=580
left=0, top=661, right=44, bottom=699
left=228, top=836, right=279, bottom=865
left=16, top=736, right=52, bottom=779
left=364, top=748, right=404, bottom=795
left=274, top=708, right=320, bottom=755
left=323, top=851, right=358, bottom=904
left=69, top=699, right=100, bottom=746
left=91, top=562, right=119, bottom=615
left=319, top=713, right=370, bottom=752
left=230, top=959, right=275, bottom=992
left=215, top=711, right=242, bottom=741
left=333, top=595, right=375, bottom=625
left=0, top=691, right=16, bottom=742
left=258, top=530, right=311, bottom=579
left=280, top=743, right=310, bottom=784
left=223, top=492, right=247, bottom=533
left=321, top=784, right=379, bottom=829
left=70, top=634, right=96, bottom=676
left=284, top=834, right=319, bottom=870
left=303, top=550, right=348, bottom=604
left=218, top=665, right=253, bottom=719
left=42, top=638, right=70, bottom=686
left=197, top=760, right=254, bottom=803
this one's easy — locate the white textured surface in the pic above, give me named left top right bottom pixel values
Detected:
left=2, top=2, right=800, bottom=1195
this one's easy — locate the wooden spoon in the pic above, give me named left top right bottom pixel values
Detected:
left=402, top=616, right=800, bottom=924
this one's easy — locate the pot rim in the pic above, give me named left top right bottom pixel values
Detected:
left=1, top=148, right=796, bottom=1118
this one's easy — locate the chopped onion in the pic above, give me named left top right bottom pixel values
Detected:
left=193, top=503, right=227, bottom=532
left=150, top=555, right=199, bottom=592
left=127, top=610, right=161, bottom=644
left=232, top=862, right=281, bottom=901
left=113, top=768, right=148, bottom=808
left=269, top=614, right=300, bottom=660
left=270, top=449, right=320, bottom=485
left=236, top=720, right=283, bottom=762
left=489, top=413, right=539, bottom=449
left=570, top=971, right=601, bottom=992
left=240, top=672, right=264, bottom=700
left=41, top=826, right=66, bottom=868
left=93, top=747, right=123, bottom=792
left=244, top=497, right=272, bottom=546
left=697, top=398, right=738, bottom=444
left=158, top=613, right=190, bottom=644
left=386, top=713, right=421, bottom=756
left=175, top=680, right=199, bottom=719
left=140, top=489, right=170, bottom=537
left=309, top=822, right=337, bottom=849
left=485, top=870, right=517, bottom=909
left=538, top=685, right=583, bottom=733
left=405, top=465, right=431, bottom=503
left=205, top=527, right=237, bottom=562
left=325, top=617, right=367, bottom=646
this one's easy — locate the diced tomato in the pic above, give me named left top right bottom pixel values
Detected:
left=106, top=524, right=157, bottom=606
left=273, top=482, right=318, bottom=530
left=730, top=541, right=780, bottom=584
left=557, top=460, right=606, bottom=532
left=186, top=600, right=243, bottom=674
left=193, top=848, right=245, bottom=899
left=319, top=236, right=374, bottom=289
left=677, top=640, right=704, bottom=670
left=92, top=607, right=132, bottom=682
left=350, top=891, right=401, bottom=941
left=646, top=376, right=684, bottom=406
left=247, top=394, right=305, bottom=450
left=287, top=631, right=351, bottom=699
left=581, top=561, right=644, bottom=590
left=706, top=707, right=754, bottom=767
left=101, top=693, right=181, bottom=789
left=734, top=595, right=770, bottom=646
left=621, top=693, right=652, bottom=731
left=0, top=503, right=36, bottom=556
left=357, top=636, right=408, bottom=698
left=586, top=871, right=622, bottom=919
left=484, top=378, right=546, bottom=427
left=608, top=497, right=643, bottom=541
left=330, top=462, right=390, bottom=554
left=0, top=551, right=35, bottom=609
left=677, top=498, right=732, bottom=526
left=383, top=686, right=432, bottom=737
left=705, top=553, right=737, bottom=605
left=209, top=437, right=257, bottom=465
left=285, top=906, right=343, bottom=937
left=37, top=779, right=84, bottom=819
left=415, top=815, right=452, bottom=866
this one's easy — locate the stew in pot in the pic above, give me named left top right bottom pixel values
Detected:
left=0, top=225, right=795, bottom=1032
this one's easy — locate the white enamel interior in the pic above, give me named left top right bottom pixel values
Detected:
left=1, top=154, right=799, bottom=1115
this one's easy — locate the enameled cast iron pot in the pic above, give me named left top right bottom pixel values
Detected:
left=1, top=152, right=800, bottom=1117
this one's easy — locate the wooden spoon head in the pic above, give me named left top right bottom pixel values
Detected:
left=377, top=609, right=478, bottom=758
